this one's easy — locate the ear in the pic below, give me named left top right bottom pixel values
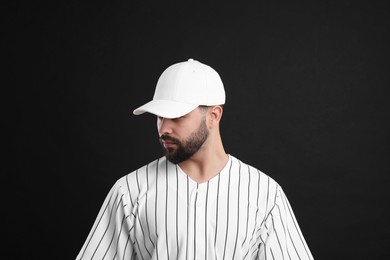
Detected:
left=208, top=105, right=223, bottom=128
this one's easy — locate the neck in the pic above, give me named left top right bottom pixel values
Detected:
left=178, top=132, right=228, bottom=184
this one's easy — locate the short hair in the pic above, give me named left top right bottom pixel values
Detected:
left=198, top=105, right=210, bottom=113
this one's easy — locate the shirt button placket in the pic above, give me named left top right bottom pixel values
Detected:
left=187, top=186, right=198, bottom=259
left=196, top=189, right=203, bottom=207
left=194, top=187, right=206, bottom=260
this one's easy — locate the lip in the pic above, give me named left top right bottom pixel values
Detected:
left=162, top=141, right=177, bottom=148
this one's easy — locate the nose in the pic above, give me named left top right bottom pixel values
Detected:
left=157, top=117, right=173, bottom=135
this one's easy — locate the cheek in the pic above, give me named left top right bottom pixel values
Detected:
left=156, top=118, right=164, bottom=134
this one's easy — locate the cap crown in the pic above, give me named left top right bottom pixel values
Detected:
left=153, top=59, right=225, bottom=105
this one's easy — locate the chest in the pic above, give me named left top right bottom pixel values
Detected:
left=130, top=169, right=267, bottom=259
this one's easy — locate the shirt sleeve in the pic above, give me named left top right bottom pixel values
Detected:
left=76, top=179, right=135, bottom=260
left=257, top=186, right=314, bottom=260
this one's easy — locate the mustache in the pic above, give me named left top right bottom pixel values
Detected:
left=159, top=134, right=180, bottom=144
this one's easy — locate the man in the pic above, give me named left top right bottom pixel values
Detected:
left=76, top=59, right=313, bottom=260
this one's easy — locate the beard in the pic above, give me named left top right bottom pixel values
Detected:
left=159, top=118, right=209, bottom=164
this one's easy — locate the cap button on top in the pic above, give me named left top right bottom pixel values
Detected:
left=188, top=58, right=194, bottom=62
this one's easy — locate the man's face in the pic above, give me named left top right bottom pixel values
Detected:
left=157, top=108, right=209, bottom=164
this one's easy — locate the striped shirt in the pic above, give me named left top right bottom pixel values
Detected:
left=77, top=155, right=313, bottom=260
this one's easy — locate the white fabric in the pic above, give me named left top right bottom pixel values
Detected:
left=77, top=155, right=313, bottom=260
left=133, top=59, right=225, bottom=119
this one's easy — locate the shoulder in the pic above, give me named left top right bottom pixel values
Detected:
left=113, top=157, right=168, bottom=196
left=230, top=155, right=282, bottom=209
left=229, top=155, right=279, bottom=187
left=116, top=157, right=165, bottom=182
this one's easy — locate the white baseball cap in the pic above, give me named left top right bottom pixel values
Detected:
left=133, top=58, right=225, bottom=119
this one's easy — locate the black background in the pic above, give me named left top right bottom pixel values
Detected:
left=7, top=1, right=390, bottom=259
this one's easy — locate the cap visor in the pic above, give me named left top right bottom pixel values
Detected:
left=133, top=100, right=198, bottom=119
